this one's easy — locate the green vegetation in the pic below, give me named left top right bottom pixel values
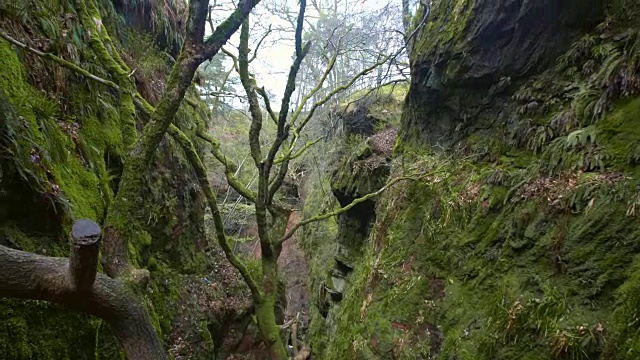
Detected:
left=411, top=0, right=473, bottom=78
left=301, top=1, right=640, bottom=359
left=0, top=0, right=232, bottom=358
left=412, top=0, right=473, bottom=59
left=2, top=0, right=640, bottom=358
left=307, top=142, right=640, bottom=358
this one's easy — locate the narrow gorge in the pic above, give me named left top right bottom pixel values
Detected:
left=1, top=0, right=640, bottom=359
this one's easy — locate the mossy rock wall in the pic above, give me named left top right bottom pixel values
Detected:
left=0, top=1, right=239, bottom=358
left=303, top=1, right=640, bottom=359
left=403, top=0, right=605, bottom=146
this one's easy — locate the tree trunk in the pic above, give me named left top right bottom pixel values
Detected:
left=252, top=210, right=290, bottom=359
left=0, top=221, right=165, bottom=360
left=68, top=219, right=101, bottom=291
left=100, top=0, right=260, bottom=278
left=256, top=258, right=289, bottom=360
left=102, top=152, right=154, bottom=278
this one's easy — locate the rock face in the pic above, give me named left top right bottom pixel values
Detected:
left=321, top=128, right=396, bottom=311
left=305, top=1, right=640, bottom=359
left=413, top=0, right=604, bottom=82
left=404, top=0, right=605, bottom=146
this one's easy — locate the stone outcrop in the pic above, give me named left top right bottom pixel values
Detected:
left=403, top=0, right=605, bottom=146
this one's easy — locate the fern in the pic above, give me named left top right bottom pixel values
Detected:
left=579, top=150, right=607, bottom=172
left=571, top=87, right=603, bottom=125
left=556, top=34, right=597, bottom=73
left=551, top=324, right=605, bottom=360
left=25, top=94, right=68, bottom=164
left=581, top=59, right=597, bottom=77
left=627, top=191, right=640, bottom=217
left=591, top=43, right=616, bottom=60
left=594, top=50, right=623, bottom=88
left=626, top=142, right=640, bottom=165
left=0, top=0, right=28, bottom=22
left=0, top=91, right=47, bottom=195
left=508, top=118, right=533, bottom=148
left=513, top=84, right=536, bottom=102
left=539, top=127, right=604, bottom=176
left=549, top=109, right=579, bottom=135
left=518, top=101, right=541, bottom=116
left=540, top=138, right=571, bottom=175
left=526, top=125, right=555, bottom=154
left=566, top=127, right=597, bottom=150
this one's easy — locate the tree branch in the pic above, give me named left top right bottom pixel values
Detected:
left=267, top=159, right=290, bottom=204
left=100, top=0, right=258, bottom=277
left=68, top=219, right=102, bottom=291
left=209, top=67, right=237, bottom=112
left=249, top=25, right=273, bottom=63
left=295, top=0, right=306, bottom=57
left=257, top=87, right=278, bottom=124
left=76, top=0, right=130, bottom=78
left=195, top=131, right=258, bottom=202
left=167, top=126, right=262, bottom=301
left=76, top=0, right=137, bottom=148
left=0, top=225, right=166, bottom=360
left=137, top=0, right=260, bottom=166
left=286, top=50, right=398, bottom=158
left=264, top=0, right=310, bottom=204
left=278, top=171, right=435, bottom=246
left=273, top=136, right=323, bottom=165
left=238, top=18, right=264, bottom=167
left=288, top=31, right=340, bottom=127
left=203, top=0, right=261, bottom=59
left=201, top=90, right=244, bottom=98
left=221, top=47, right=240, bottom=72
left=0, top=30, right=118, bottom=89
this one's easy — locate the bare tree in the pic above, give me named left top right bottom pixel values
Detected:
left=292, top=0, right=408, bottom=108
left=189, top=0, right=408, bottom=357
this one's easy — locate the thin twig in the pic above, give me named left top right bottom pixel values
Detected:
left=0, top=29, right=118, bottom=89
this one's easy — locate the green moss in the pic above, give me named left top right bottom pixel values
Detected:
left=1, top=38, right=110, bottom=218
left=331, top=145, right=390, bottom=198
left=346, top=82, right=409, bottom=104
left=54, top=159, right=104, bottom=219
left=307, top=143, right=640, bottom=358
left=0, top=41, right=27, bottom=91
left=0, top=298, right=124, bottom=360
left=335, top=2, right=640, bottom=358
left=610, top=255, right=640, bottom=358
left=598, top=97, right=640, bottom=169
left=0, top=38, right=118, bottom=357
left=300, top=176, right=340, bottom=355
left=0, top=225, right=68, bottom=257
left=412, top=0, right=474, bottom=63
left=0, top=2, right=219, bottom=358
left=145, top=262, right=182, bottom=335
